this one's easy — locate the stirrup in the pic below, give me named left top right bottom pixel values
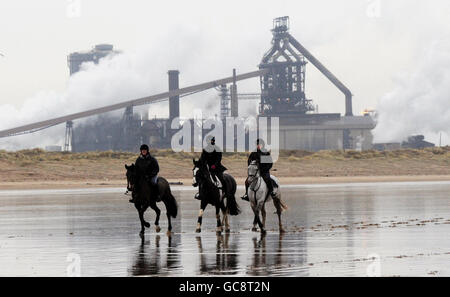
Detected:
left=194, top=193, right=201, bottom=200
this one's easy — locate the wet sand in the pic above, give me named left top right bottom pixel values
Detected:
left=0, top=181, right=449, bottom=276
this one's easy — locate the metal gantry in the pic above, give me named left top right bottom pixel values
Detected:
left=64, top=121, right=73, bottom=152
left=259, top=16, right=353, bottom=116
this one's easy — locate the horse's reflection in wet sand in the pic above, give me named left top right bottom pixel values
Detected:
left=129, top=234, right=180, bottom=276
left=196, top=233, right=239, bottom=275
left=247, top=233, right=293, bottom=276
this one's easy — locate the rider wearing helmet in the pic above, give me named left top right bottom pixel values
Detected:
left=130, top=144, right=160, bottom=203
left=195, top=136, right=227, bottom=200
left=241, top=138, right=275, bottom=201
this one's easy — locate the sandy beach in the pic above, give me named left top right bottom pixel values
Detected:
left=1, top=147, right=449, bottom=190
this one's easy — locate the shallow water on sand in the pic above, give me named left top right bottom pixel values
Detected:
left=0, top=181, right=449, bottom=276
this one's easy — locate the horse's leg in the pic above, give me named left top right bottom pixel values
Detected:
left=220, top=198, right=230, bottom=233
left=149, top=201, right=161, bottom=233
left=261, top=203, right=267, bottom=229
left=216, top=205, right=223, bottom=234
left=251, top=199, right=258, bottom=232
left=136, top=204, right=149, bottom=238
left=222, top=208, right=230, bottom=233
left=196, top=200, right=207, bottom=233
left=166, top=210, right=172, bottom=235
left=254, top=203, right=266, bottom=234
left=273, top=198, right=285, bottom=233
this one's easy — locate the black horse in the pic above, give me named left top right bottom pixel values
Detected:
left=125, top=164, right=178, bottom=237
left=192, top=158, right=240, bottom=234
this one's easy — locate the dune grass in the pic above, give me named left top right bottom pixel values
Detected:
left=0, top=147, right=449, bottom=183
left=1, top=146, right=448, bottom=163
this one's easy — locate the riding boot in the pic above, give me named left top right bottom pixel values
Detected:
left=194, top=192, right=201, bottom=200
left=152, top=183, right=160, bottom=201
left=263, top=174, right=276, bottom=198
left=129, top=191, right=137, bottom=203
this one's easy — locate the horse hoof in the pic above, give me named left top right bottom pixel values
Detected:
left=139, top=232, right=145, bottom=238
left=155, top=225, right=161, bottom=233
left=261, top=229, right=267, bottom=235
left=144, top=222, right=150, bottom=228
left=196, top=228, right=201, bottom=233
left=280, top=228, right=286, bottom=234
left=251, top=227, right=258, bottom=232
left=225, top=229, right=231, bottom=234
left=166, top=230, right=172, bottom=237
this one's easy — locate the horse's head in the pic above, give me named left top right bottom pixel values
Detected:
left=247, top=160, right=259, bottom=183
left=125, top=164, right=136, bottom=191
left=192, top=158, right=208, bottom=187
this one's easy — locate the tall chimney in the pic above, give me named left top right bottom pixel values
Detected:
left=168, top=70, right=180, bottom=119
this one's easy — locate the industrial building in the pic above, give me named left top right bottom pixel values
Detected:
left=0, top=17, right=376, bottom=152
left=71, top=17, right=374, bottom=152
left=373, top=135, right=435, bottom=151
left=67, top=44, right=119, bottom=75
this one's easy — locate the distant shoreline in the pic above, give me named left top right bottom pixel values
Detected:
left=1, top=175, right=449, bottom=190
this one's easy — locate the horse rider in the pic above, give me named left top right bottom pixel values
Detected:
left=195, top=135, right=228, bottom=200
left=241, top=138, right=276, bottom=201
left=129, top=144, right=160, bottom=203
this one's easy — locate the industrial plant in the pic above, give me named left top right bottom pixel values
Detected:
left=0, top=16, right=379, bottom=152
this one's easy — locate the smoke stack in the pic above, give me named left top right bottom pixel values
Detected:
left=168, top=70, right=180, bottom=119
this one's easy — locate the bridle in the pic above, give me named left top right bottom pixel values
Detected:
left=126, top=168, right=136, bottom=192
left=248, top=161, right=262, bottom=192
left=193, top=162, right=220, bottom=192
left=192, top=166, right=200, bottom=187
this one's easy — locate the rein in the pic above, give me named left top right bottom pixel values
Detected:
left=248, top=165, right=262, bottom=193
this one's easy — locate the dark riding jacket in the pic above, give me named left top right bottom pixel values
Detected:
left=200, top=146, right=227, bottom=172
left=135, top=154, right=159, bottom=179
left=248, top=149, right=273, bottom=174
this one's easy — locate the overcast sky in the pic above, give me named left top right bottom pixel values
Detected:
left=0, top=0, right=449, bottom=147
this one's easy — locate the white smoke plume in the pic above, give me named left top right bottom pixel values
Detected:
left=0, top=51, right=156, bottom=150
left=0, top=33, right=236, bottom=150
left=373, top=40, right=450, bottom=146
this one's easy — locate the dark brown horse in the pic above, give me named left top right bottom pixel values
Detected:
left=125, top=164, right=178, bottom=237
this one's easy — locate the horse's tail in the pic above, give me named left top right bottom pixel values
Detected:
left=274, top=194, right=288, bottom=212
left=160, top=178, right=178, bottom=218
left=224, top=174, right=240, bottom=216
left=164, top=191, right=178, bottom=218
left=227, top=195, right=240, bottom=216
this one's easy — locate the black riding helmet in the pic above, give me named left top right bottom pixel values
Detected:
left=140, top=144, right=149, bottom=151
